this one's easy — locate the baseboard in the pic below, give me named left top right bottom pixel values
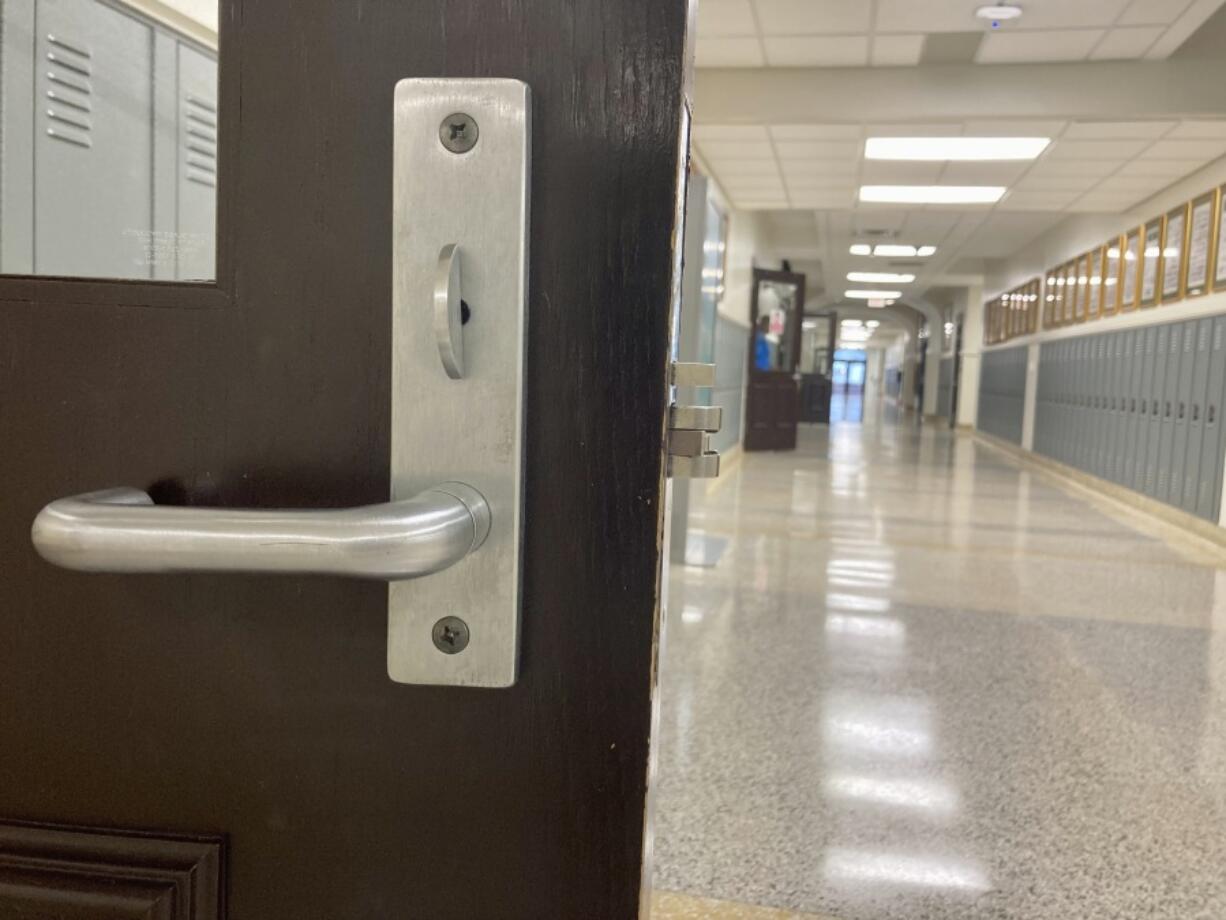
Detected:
left=970, top=429, right=1226, bottom=553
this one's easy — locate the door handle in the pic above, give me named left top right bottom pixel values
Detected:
left=31, top=483, right=489, bottom=580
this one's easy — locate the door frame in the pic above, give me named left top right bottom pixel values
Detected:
left=744, top=266, right=806, bottom=450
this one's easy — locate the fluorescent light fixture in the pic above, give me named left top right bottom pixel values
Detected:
left=865, top=137, right=1048, bottom=162
left=977, top=4, right=1023, bottom=21
left=846, top=289, right=903, bottom=300
left=848, top=271, right=915, bottom=284
left=866, top=320, right=880, bottom=328
left=841, top=319, right=864, bottom=327
left=860, top=185, right=1006, bottom=204
left=848, top=244, right=939, bottom=258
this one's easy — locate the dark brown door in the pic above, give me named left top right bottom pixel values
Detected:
left=0, top=2, right=692, bottom=918
left=745, top=268, right=806, bottom=451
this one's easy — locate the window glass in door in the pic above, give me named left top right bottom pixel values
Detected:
left=0, top=0, right=219, bottom=281
left=753, top=277, right=800, bottom=372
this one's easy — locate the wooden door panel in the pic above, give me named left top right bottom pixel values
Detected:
left=0, top=2, right=693, bottom=918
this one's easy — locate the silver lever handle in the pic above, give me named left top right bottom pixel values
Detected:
left=31, top=483, right=490, bottom=581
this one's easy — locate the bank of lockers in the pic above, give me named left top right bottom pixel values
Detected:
left=1032, top=317, right=1226, bottom=522
left=977, top=346, right=1026, bottom=444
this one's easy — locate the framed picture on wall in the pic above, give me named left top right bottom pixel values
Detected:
left=1161, top=202, right=1188, bottom=302
left=1185, top=190, right=1217, bottom=297
left=1074, top=252, right=1090, bottom=322
left=1028, top=279, right=1040, bottom=332
left=1139, top=218, right=1162, bottom=307
left=1063, top=261, right=1078, bottom=323
left=1216, top=185, right=1226, bottom=290
left=1043, top=276, right=1055, bottom=328
left=1086, top=247, right=1104, bottom=320
left=1101, top=236, right=1123, bottom=315
left=1121, top=228, right=1141, bottom=310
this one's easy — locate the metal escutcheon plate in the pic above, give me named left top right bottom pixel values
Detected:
left=389, top=78, right=529, bottom=686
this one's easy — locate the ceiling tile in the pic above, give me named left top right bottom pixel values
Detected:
left=1167, top=121, right=1226, bottom=139
left=976, top=29, right=1106, bottom=63
left=755, top=0, right=872, bottom=34
left=1141, top=138, right=1226, bottom=159
left=998, top=189, right=1083, bottom=210
left=789, top=190, right=857, bottom=209
left=781, top=159, right=859, bottom=177
left=693, top=125, right=770, bottom=142
left=786, top=174, right=858, bottom=189
left=871, top=34, right=925, bottom=66
left=699, top=139, right=775, bottom=158
left=938, top=161, right=1033, bottom=184
left=1002, top=0, right=1131, bottom=28
left=1062, top=121, right=1176, bottom=139
left=1013, top=174, right=1103, bottom=191
left=1044, top=139, right=1152, bottom=159
left=696, top=0, right=758, bottom=36
left=873, top=0, right=983, bottom=32
left=775, top=140, right=860, bottom=158
left=763, top=35, right=870, bottom=66
left=732, top=198, right=790, bottom=209
left=695, top=37, right=765, bottom=67
left=962, top=120, right=1069, bottom=136
left=770, top=124, right=863, bottom=140
left=1090, top=175, right=1174, bottom=194
left=1112, top=158, right=1204, bottom=177
left=865, top=123, right=966, bottom=137
left=859, top=161, right=945, bottom=183
left=1066, top=194, right=1140, bottom=213
left=1119, top=0, right=1196, bottom=26
left=708, top=158, right=781, bottom=177
left=1091, top=25, right=1164, bottom=59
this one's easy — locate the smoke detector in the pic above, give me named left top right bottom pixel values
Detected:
left=976, top=4, right=1023, bottom=27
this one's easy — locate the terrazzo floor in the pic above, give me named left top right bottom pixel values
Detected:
left=650, top=409, right=1226, bottom=919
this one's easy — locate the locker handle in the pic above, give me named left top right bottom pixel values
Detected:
left=1210, top=405, right=1217, bottom=425
left=1193, top=405, right=1200, bottom=422
left=1179, top=402, right=1186, bottom=421
left=1165, top=401, right=1172, bottom=418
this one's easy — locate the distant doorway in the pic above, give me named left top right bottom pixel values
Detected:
left=831, top=349, right=866, bottom=423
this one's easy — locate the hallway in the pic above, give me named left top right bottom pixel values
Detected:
left=652, top=417, right=1226, bottom=919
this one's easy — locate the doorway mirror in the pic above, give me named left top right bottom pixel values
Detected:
left=0, top=0, right=218, bottom=281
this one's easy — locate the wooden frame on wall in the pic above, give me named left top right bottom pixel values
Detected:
left=1101, top=235, right=1123, bottom=316
left=1074, top=252, right=1090, bottom=323
left=1161, top=202, right=1189, bottom=304
left=1121, top=227, right=1142, bottom=311
left=1216, top=184, right=1226, bottom=292
left=1139, top=217, right=1163, bottom=307
left=1062, top=261, right=1077, bottom=324
left=1185, top=190, right=1217, bottom=298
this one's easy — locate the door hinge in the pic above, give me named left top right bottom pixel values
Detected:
left=668, top=362, right=722, bottom=479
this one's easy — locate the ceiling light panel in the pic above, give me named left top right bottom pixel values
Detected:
left=860, top=185, right=1006, bottom=204
left=865, top=137, right=1050, bottom=161
left=848, top=272, right=916, bottom=283
left=846, top=290, right=904, bottom=299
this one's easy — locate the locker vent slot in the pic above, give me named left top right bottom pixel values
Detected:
left=42, top=34, right=93, bottom=149
left=183, top=95, right=218, bottom=188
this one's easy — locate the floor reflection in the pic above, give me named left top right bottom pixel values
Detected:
left=653, top=418, right=1226, bottom=919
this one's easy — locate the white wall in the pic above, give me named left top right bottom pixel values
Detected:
left=700, top=161, right=782, bottom=327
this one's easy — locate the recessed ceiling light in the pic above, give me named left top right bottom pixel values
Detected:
left=860, top=185, right=1006, bottom=204
left=866, top=320, right=880, bottom=328
left=865, top=137, right=1049, bottom=161
left=849, top=244, right=873, bottom=256
left=846, top=289, right=903, bottom=300
left=848, top=244, right=940, bottom=258
left=848, top=271, right=915, bottom=284
left=916, top=246, right=937, bottom=257
left=976, top=4, right=1023, bottom=22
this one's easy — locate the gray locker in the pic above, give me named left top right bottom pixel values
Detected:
left=1169, top=322, right=1196, bottom=506
left=1125, top=329, right=1145, bottom=489
left=1147, top=325, right=1170, bottom=498
left=1116, top=330, right=1134, bottom=484
left=1204, top=317, right=1226, bottom=522
left=1135, top=326, right=1156, bottom=494
left=176, top=44, right=218, bottom=281
left=1157, top=324, right=1182, bottom=501
left=1182, top=319, right=1213, bottom=514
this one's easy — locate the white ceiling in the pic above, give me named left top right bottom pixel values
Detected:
left=694, top=119, right=1226, bottom=213
left=696, top=0, right=1226, bottom=66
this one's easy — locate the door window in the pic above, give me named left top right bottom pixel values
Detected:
left=0, top=0, right=219, bottom=281
left=753, top=277, right=800, bottom=372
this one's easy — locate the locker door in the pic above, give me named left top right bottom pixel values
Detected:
left=1101, top=334, right=1114, bottom=478
left=1147, top=324, right=1170, bottom=498
left=1037, top=346, right=1049, bottom=455
left=1080, top=337, right=1092, bottom=471
left=33, top=0, right=155, bottom=278
left=1183, top=319, right=1213, bottom=513
left=1157, top=323, right=1182, bottom=503
left=1134, top=326, right=1156, bottom=493
left=1089, top=335, right=1103, bottom=475
left=1204, top=317, right=1226, bottom=521
left=1115, top=331, right=1133, bottom=484
left=176, top=44, right=220, bottom=281
left=1126, top=329, right=1145, bottom=490
left=1171, top=322, right=1196, bottom=506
